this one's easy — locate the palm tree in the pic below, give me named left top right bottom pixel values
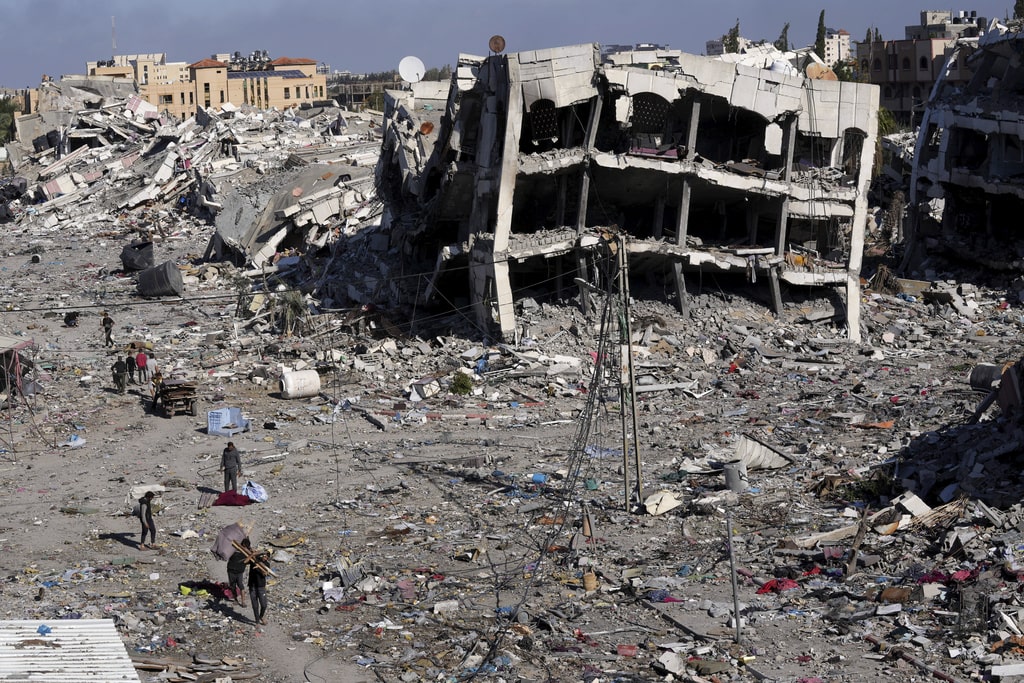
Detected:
left=276, top=290, right=308, bottom=336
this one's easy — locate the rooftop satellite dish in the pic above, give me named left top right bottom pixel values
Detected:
left=398, top=55, right=425, bottom=83
left=489, top=35, right=506, bottom=53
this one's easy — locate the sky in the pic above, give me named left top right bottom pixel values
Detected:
left=0, top=0, right=1013, bottom=88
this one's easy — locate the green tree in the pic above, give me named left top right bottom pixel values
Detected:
left=864, top=28, right=872, bottom=45
left=814, top=10, right=827, bottom=61
left=0, top=97, right=17, bottom=144
left=873, top=27, right=882, bottom=42
left=774, top=23, right=790, bottom=52
left=723, top=19, right=740, bottom=53
left=1016, top=0, right=1024, bottom=19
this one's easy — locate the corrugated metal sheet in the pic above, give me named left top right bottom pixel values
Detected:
left=0, top=619, right=140, bottom=682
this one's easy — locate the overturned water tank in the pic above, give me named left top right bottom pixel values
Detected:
left=137, top=260, right=184, bottom=297
left=121, top=241, right=155, bottom=271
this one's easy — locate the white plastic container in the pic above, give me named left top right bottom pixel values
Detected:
left=280, top=369, right=321, bottom=399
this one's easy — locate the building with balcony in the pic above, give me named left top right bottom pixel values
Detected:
left=377, top=42, right=879, bottom=342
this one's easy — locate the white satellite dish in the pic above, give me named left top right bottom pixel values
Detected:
left=398, top=55, right=425, bottom=84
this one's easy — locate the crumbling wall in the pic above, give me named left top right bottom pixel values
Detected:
left=377, top=41, right=878, bottom=342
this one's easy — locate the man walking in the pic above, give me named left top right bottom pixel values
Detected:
left=248, top=547, right=272, bottom=626
left=226, top=537, right=250, bottom=606
left=220, top=441, right=243, bottom=492
left=100, top=311, right=114, bottom=347
left=138, top=490, right=157, bottom=550
left=111, top=357, right=127, bottom=394
left=136, top=350, right=150, bottom=383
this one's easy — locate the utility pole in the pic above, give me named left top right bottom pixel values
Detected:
left=611, top=233, right=643, bottom=510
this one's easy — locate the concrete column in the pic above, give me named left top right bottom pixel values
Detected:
left=745, top=202, right=758, bottom=245
left=556, top=175, right=567, bottom=228
left=768, top=266, right=783, bottom=314
left=774, top=199, right=789, bottom=256
left=653, top=195, right=666, bottom=240
left=675, top=177, right=692, bottom=246
left=781, top=114, right=797, bottom=183
left=489, top=55, right=521, bottom=339
left=685, top=97, right=701, bottom=160
left=672, top=261, right=689, bottom=316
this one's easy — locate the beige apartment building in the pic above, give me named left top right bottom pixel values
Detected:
left=856, top=10, right=986, bottom=124
left=88, top=52, right=327, bottom=120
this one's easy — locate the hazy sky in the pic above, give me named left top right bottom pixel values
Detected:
left=0, top=0, right=1011, bottom=88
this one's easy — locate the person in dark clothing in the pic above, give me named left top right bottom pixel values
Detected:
left=227, top=537, right=250, bottom=606
left=101, top=312, right=114, bottom=347
left=247, top=549, right=271, bottom=625
left=63, top=311, right=79, bottom=327
left=220, top=441, right=243, bottom=492
left=111, top=357, right=127, bottom=394
left=138, top=491, right=157, bottom=549
left=126, top=353, right=137, bottom=384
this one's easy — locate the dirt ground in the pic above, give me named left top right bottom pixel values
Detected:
left=2, top=217, right=1024, bottom=683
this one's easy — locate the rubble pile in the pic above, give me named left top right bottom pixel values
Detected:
left=6, top=85, right=1024, bottom=683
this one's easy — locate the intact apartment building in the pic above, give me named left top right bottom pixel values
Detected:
left=856, top=10, right=985, bottom=124
left=377, top=43, right=879, bottom=342
left=905, top=19, right=1024, bottom=272
left=88, top=51, right=326, bottom=120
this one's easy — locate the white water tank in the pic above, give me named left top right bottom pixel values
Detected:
left=280, top=369, right=321, bottom=399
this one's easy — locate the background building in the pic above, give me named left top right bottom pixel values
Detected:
left=87, top=50, right=326, bottom=120
left=856, top=10, right=986, bottom=124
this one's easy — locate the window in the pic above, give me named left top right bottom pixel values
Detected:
left=919, top=56, right=929, bottom=70
left=887, top=54, right=896, bottom=70
left=220, top=90, right=225, bottom=103
left=189, top=92, right=194, bottom=105
left=284, top=87, right=291, bottom=99
left=884, top=86, right=893, bottom=98
left=901, top=57, right=910, bottom=70
left=180, top=92, right=185, bottom=105
left=160, top=94, right=173, bottom=105
left=872, top=58, right=881, bottom=71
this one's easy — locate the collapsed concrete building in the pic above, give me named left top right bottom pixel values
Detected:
left=905, top=19, right=1024, bottom=274
left=378, top=42, right=879, bottom=342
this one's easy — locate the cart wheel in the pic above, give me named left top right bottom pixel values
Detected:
left=188, top=400, right=198, bottom=417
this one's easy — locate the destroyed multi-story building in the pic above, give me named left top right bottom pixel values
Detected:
left=905, top=19, right=1024, bottom=273
left=378, top=42, right=879, bottom=342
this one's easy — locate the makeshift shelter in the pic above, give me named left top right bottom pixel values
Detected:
left=0, top=335, right=43, bottom=451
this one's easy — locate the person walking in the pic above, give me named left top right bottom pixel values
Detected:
left=138, top=490, right=157, bottom=550
left=100, top=311, right=114, bottom=347
left=126, top=352, right=137, bottom=384
left=111, top=357, right=127, bottom=394
left=136, top=350, right=149, bottom=383
left=220, top=441, right=243, bottom=492
left=151, top=370, right=164, bottom=412
left=226, top=537, right=250, bottom=607
left=247, top=548, right=271, bottom=626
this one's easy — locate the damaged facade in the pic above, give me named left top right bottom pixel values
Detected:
left=905, top=19, right=1024, bottom=273
left=378, top=42, right=879, bottom=343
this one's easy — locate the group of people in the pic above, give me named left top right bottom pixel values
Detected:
left=110, top=349, right=154, bottom=394
left=135, top=442, right=270, bottom=627
left=226, top=537, right=272, bottom=626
